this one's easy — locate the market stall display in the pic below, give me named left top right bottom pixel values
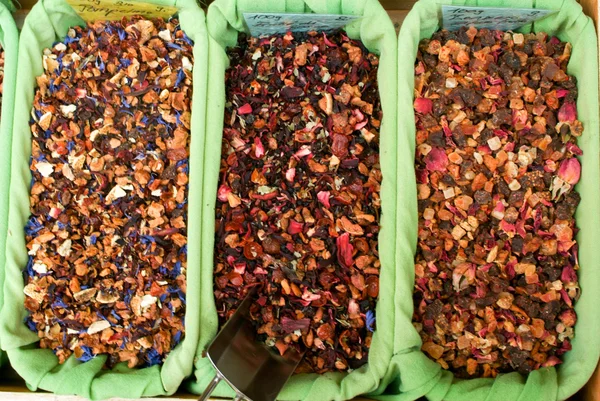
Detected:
left=0, top=0, right=598, bottom=400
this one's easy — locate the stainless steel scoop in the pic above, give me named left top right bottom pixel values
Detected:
left=198, top=287, right=305, bottom=401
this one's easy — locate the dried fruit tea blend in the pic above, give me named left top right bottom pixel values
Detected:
left=413, top=27, right=581, bottom=378
left=214, top=31, right=382, bottom=374
left=24, top=18, right=193, bottom=368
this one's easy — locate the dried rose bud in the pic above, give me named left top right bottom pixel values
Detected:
left=557, top=158, right=581, bottom=185
left=558, top=101, right=577, bottom=123
left=425, top=147, right=449, bottom=172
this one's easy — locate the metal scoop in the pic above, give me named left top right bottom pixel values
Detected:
left=198, top=287, right=305, bottom=401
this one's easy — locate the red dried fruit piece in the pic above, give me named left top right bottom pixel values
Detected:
left=287, top=220, right=304, bottom=235
left=238, top=103, right=253, bottom=114
left=414, top=97, right=433, bottom=114
left=336, top=233, right=354, bottom=269
left=316, top=323, right=334, bottom=340
left=217, top=184, right=233, bottom=202
left=331, top=134, right=349, bottom=158
left=317, top=191, right=331, bottom=208
left=280, top=317, right=311, bottom=333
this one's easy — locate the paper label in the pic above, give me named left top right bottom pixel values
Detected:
left=243, top=13, right=361, bottom=37
left=442, top=5, right=556, bottom=32
left=66, top=0, right=178, bottom=21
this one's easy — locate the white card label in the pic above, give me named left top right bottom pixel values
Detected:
left=243, top=13, right=361, bottom=37
left=442, top=5, right=556, bottom=32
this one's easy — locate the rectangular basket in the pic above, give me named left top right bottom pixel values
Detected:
left=0, top=0, right=19, bottom=367
left=0, top=0, right=208, bottom=398
left=185, top=1, right=402, bottom=400
left=391, top=1, right=600, bottom=400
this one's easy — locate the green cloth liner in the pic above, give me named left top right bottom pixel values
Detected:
left=186, top=0, right=400, bottom=400
left=0, top=0, right=208, bottom=398
left=0, top=0, right=18, bottom=367
left=384, top=0, right=600, bottom=400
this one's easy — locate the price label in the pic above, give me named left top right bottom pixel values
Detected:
left=442, top=5, right=556, bottom=32
left=243, top=13, right=361, bottom=37
left=66, top=0, right=178, bottom=21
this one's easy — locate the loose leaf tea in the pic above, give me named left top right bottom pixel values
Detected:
left=413, top=27, right=581, bottom=378
left=214, top=31, right=382, bottom=374
left=24, top=17, right=193, bottom=368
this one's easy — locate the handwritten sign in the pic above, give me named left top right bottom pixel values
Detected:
left=243, top=13, right=361, bottom=37
left=442, top=5, right=556, bottom=32
left=66, top=0, right=178, bottom=21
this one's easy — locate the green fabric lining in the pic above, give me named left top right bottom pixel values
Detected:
left=186, top=1, right=399, bottom=400
left=0, top=0, right=208, bottom=398
left=0, top=0, right=19, bottom=367
left=392, top=0, right=600, bottom=400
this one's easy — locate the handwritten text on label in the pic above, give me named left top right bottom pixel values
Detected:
left=441, top=5, right=556, bottom=32
left=66, top=0, right=178, bottom=21
left=243, top=13, right=361, bottom=37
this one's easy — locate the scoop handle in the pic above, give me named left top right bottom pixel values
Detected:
left=198, top=374, right=222, bottom=401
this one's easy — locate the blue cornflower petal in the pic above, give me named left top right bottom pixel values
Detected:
left=25, top=316, right=37, bottom=332
left=175, top=69, right=186, bottom=88
left=366, top=310, right=375, bottom=332
left=145, top=348, right=162, bottom=367
left=77, top=345, right=95, bottom=362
